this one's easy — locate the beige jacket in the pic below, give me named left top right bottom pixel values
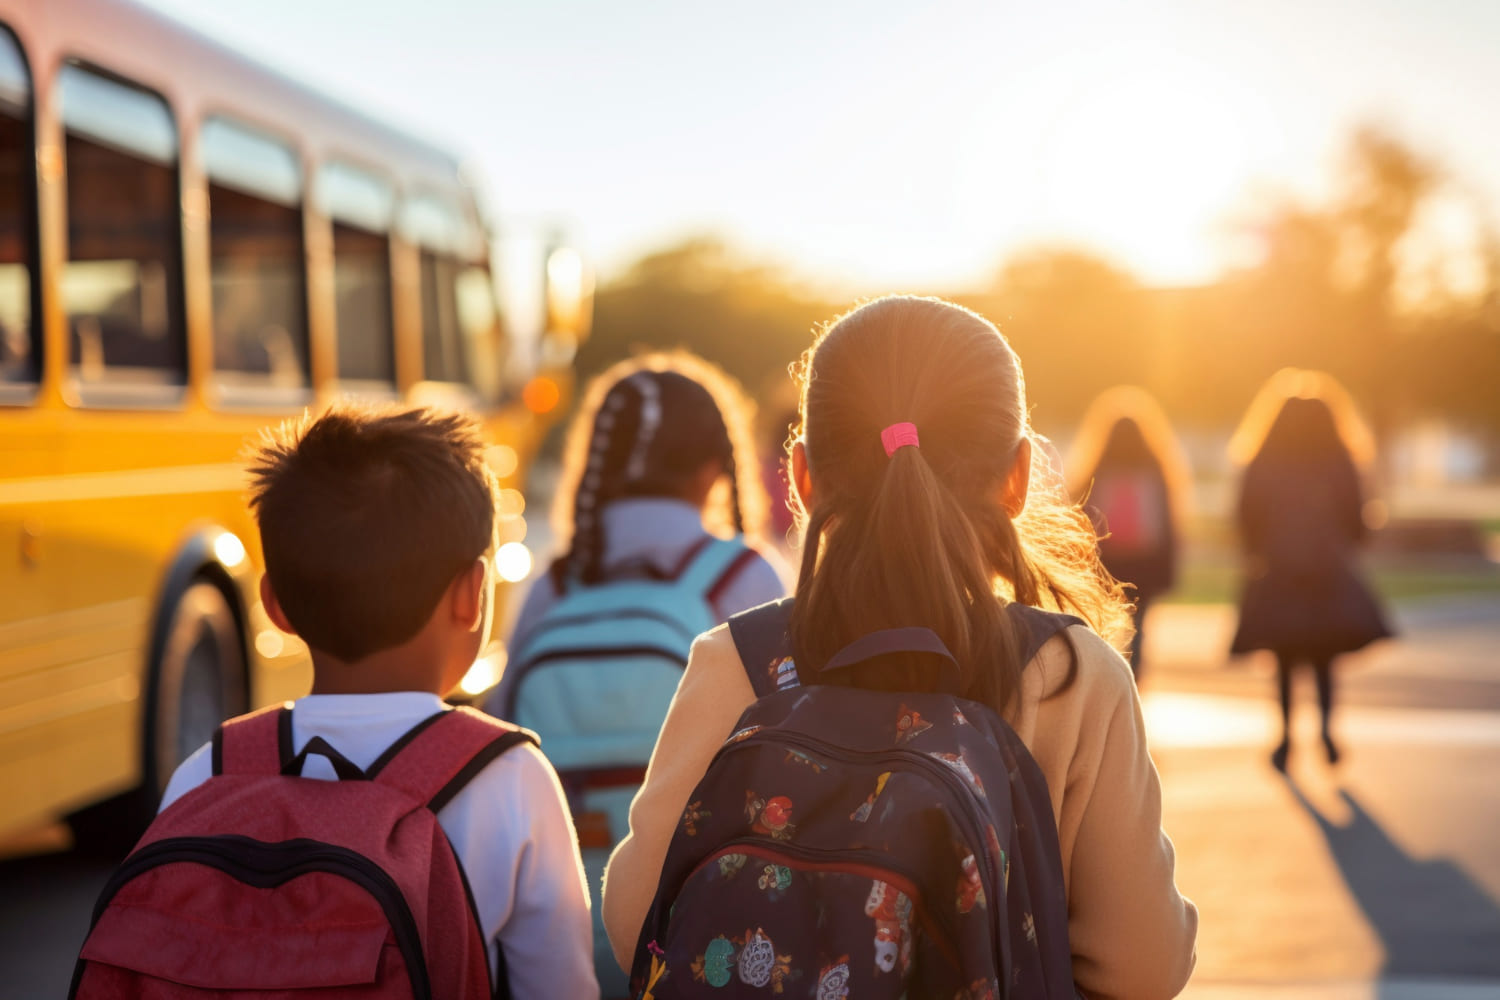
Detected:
left=601, top=619, right=1198, bottom=1000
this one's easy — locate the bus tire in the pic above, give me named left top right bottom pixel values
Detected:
left=69, top=579, right=247, bottom=856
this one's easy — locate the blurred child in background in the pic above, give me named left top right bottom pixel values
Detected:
left=1228, top=370, right=1393, bottom=771
left=1067, top=386, right=1191, bottom=680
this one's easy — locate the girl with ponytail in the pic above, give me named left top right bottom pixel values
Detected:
left=604, top=297, right=1196, bottom=999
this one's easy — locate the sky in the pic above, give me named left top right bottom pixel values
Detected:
left=140, top=0, right=1500, bottom=292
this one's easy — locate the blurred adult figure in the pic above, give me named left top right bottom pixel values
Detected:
left=1067, top=386, right=1190, bottom=680
left=1228, top=370, right=1393, bottom=771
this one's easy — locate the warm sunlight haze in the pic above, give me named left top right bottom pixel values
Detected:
left=5, top=2, right=1500, bottom=996
left=137, top=0, right=1500, bottom=291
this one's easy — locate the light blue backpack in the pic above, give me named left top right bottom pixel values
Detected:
left=487, top=535, right=755, bottom=995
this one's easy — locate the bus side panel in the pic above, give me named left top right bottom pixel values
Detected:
left=0, top=414, right=151, bottom=832
left=0, top=411, right=310, bottom=838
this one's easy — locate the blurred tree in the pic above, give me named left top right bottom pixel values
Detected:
left=1402, top=228, right=1500, bottom=467
left=1337, top=127, right=1440, bottom=457
left=581, top=126, right=1499, bottom=467
left=1206, top=201, right=1361, bottom=400
left=581, top=237, right=832, bottom=403
left=1193, top=127, right=1460, bottom=466
left=961, top=248, right=1155, bottom=434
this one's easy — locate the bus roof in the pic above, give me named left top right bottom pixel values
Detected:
left=6, top=0, right=476, bottom=199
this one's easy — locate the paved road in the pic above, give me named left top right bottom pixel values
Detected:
left=1141, top=596, right=1500, bottom=999
left=2, top=596, right=1497, bottom=999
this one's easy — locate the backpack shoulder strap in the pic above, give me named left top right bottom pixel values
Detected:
left=1005, top=603, right=1086, bottom=665
left=675, top=535, right=758, bottom=598
left=370, top=706, right=538, bottom=811
left=213, top=702, right=293, bottom=776
left=727, top=598, right=795, bottom=698
left=724, top=600, right=1079, bottom=699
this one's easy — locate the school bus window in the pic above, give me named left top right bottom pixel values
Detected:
left=410, top=194, right=473, bottom=385
left=202, top=117, right=308, bottom=396
left=59, top=63, right=184, bottom=393
left=317, top=161, right=394, bottom=387
left=403, top=192, right=498, bottom=393
left=0, top=25, right=35, bottom=388
left=456, top=265, right=502, bottom=398
left=420, top=252, right=468, bottom=384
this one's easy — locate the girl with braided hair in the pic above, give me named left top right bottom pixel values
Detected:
left=489, top=352, right=785, bottom=997
left=507, top=351, right=785, bottom=646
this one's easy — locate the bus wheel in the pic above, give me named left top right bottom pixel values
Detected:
left=148, top=580, right=248, bottom=792
left=69, top=580, right=247, bottom=856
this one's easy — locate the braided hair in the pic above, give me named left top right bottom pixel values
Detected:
left=552, top=354, right=760, bottom=590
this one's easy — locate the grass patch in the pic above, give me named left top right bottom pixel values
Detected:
left=1370, top=567, right=1500, bottom=602
left=1159, top=555, right=1500, bottom=606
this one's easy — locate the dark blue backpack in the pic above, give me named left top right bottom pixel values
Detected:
left=628, top=599, right=1079, bottom=1000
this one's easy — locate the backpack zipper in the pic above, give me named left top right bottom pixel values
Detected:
left=76, top=835, right=431, bottom=1000
left=713, top=728, right=1005, bottom=949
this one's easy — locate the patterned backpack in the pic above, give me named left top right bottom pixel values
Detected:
left=488, top=535, right=758, bottom=995
left=627, top=599, right=1079, bottom=1000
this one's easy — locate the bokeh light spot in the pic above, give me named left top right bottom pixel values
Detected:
left=496, top=541, right=533, bottom=582
left=485, top=445, right=519, bottom=479
left=213, top=532, right=247, bottom=568
left=523, top=376, right=561, bottom=415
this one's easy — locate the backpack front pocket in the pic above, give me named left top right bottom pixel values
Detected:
left=645, top=841, right=960, bottom=999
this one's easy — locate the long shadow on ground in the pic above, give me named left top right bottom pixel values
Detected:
left=1286, top=779, right=1500, bottom=991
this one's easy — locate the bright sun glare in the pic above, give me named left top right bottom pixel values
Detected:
left=960, top=48, right=1279, bottom=287
left=1040, top=71, right=1257, bottom=284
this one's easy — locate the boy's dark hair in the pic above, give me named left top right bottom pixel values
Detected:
left=248, top=405, right=497, bottom=662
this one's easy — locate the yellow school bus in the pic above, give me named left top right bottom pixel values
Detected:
left=0, top=0, right=589, bottom=845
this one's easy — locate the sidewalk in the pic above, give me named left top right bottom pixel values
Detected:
left=1183, top=980, right=1500, bottom=999
left=1140, top=595, right=1500, bottom=711
left=1142, top=595, right=1500, bottom=998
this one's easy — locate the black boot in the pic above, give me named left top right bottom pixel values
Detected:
left=1271, top=738, right=1290, bottom=772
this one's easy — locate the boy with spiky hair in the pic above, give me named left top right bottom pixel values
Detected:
left=160, top=405, right=598, bottom=999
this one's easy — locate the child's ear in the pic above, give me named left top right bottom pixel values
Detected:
left=260, top=574, right=297, bottom=636
left=791, top=439, right=814, bottom=509
left=450, top=558, right=488, bottom=631
left=997, top=436, right=1033, bottom=518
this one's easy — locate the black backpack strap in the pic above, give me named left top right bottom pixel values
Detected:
left=213, top=703, right=293, bottom=776
left=1005, top=603, right=1085, bottom=664
left=280, top=736, right=368, bottom=781
left=729, top=599, right=1080, bottom=695
left=726, top=598, right=796, bottom=698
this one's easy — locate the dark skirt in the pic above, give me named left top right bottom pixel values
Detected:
left=1231, top=562, right=1393, bottom=661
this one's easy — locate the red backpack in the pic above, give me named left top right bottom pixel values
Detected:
left=71, top=703, right=536, bottom=999
left=1093, top=469, right=1166, bottom=555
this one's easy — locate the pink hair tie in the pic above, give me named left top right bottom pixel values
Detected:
left=881, top=421, right=920, bottom=457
